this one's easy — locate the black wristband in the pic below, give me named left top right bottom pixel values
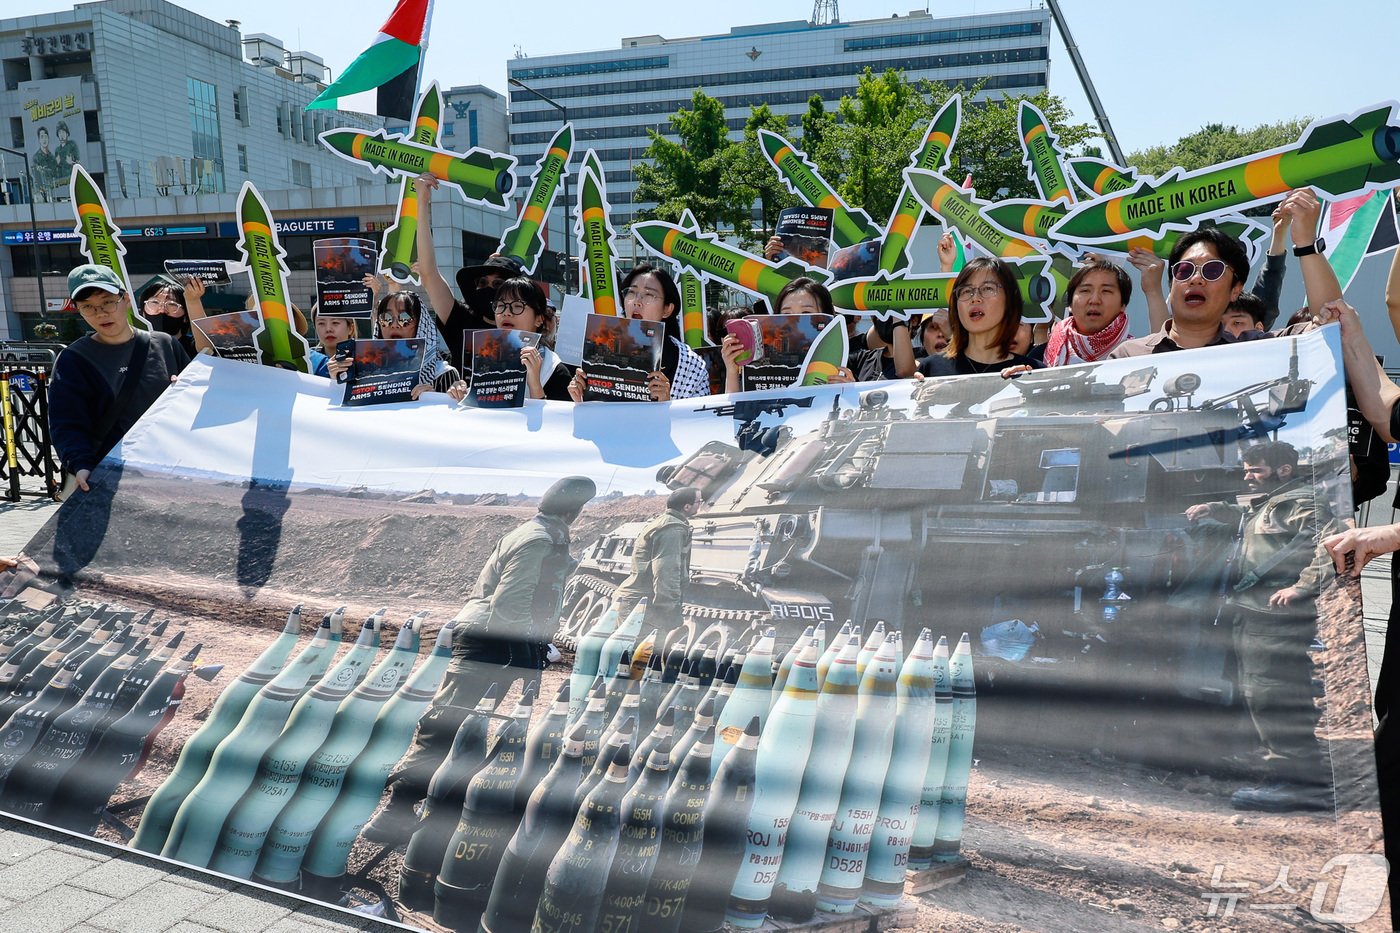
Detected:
left=1293, top=237, right=1324, bottom=258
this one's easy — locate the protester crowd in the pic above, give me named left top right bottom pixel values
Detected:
left=40, top=176, right=1400, bottom=922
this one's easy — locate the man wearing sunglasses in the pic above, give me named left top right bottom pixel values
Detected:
left=1109, top=227, right=1258, bottom=357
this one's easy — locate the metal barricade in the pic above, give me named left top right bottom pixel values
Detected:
left=0, top=343, right=62, bottom=501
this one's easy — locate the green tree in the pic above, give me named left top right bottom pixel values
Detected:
left=1127, top=119, right=1310, bottom=177
left=806, top=68, right=1096, bottom=223
left=633, top=89, right=735, bottom=230
left=801, top=94, right=831, bottom=152
left=720, top=104, right=797, bottom=248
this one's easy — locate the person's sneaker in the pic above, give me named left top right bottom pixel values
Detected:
left=1230, top=781, right=1332, bottom=813
left=360, top=800, right=420, bottom=847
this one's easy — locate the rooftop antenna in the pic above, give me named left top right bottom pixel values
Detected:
left=811, top=0, right=839, bottom=26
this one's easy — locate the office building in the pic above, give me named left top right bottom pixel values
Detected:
left=507, top=8, right=1052, bottom=228
left=0, top=0, right=516, bottom=340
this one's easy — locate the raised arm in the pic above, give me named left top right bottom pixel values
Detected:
left=1320, top=297, right=1400, bottom=441
left=1280, top=188, right=1343, bottom=314
left=413, top=172, right=457, bottom=326
left=1249, top=205, right=1289, bottom=329
left=1387, top=223, right=1400, bottom=342
left=181, top=276, right=213, bottom=354
left=1126, top=248, right=1169, bottom=333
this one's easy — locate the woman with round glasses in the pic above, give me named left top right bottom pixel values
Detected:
left=330, top=292, right=462, bottom=399
left=568, top=263, right=711, bottom=402
left=467, top=275, right=571, bottom=401
left=138, top=280, right=197, bottom=359
left=916, top=257, right=1042, bottom=378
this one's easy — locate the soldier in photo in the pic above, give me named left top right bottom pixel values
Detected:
left=612, top=485, right=702, bottom=638
left=362, top=475, right=597, bottom=845
left=1185, top=441, right=1337, bottom=811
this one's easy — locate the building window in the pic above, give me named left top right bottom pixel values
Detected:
left=468, top=110, right=478, bottom=148
left=237, top=144, right=248, bottom=173
left=291, top=159, right=311, bottom=187
left=186, top=77, right=225, bottom=192
left=512, top=55, right=669, bottom=82
left=233, top=86, right=251, bottom=125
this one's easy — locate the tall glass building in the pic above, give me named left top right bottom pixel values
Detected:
left=507, top=9, right=1052, bottom=228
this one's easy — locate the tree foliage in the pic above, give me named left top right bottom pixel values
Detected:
left=719, top=104, right=797, bottom=248
left=636, top=71, right=1098, bottom=238
left=805, top=69, right=1097, bottom=223
left=633, top=89, right=735, bottom=230
left=1126, top=119, right=1311, bottom=178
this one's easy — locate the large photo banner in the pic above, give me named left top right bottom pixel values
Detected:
left=20, top=77, right=86, bottom=202
left=0, top=328, right=1387, bottom=930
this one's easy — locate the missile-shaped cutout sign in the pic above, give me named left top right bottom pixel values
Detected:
left=379, top=83, right=445, bottom=284
left=70, top=164, right=148, bottom=329
left=1051, top=102, right=1400, bottom=243
left=236, top=182, right=313, bottom=373
left=499, top=121, right=574, bottom=274
left=632, top=220, right=831, bottom=307
left=319, top=126, right=518, bottom=209
left=758, top=129, right=881, bottom=250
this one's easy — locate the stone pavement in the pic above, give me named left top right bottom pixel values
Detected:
left=0, top=492, right=391, bottom=933
left=0, top=482, right=1394, bottom=933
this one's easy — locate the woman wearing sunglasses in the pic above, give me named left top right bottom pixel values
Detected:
left=568, top=263, right=711, bottom=402
left=330, top=292, right=463, bottom=399
left=452, top=276, right=572, bottom=401
left=916, top=257, right=1042, bottom=378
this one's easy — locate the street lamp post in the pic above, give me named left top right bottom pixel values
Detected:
left=507, top=77, right=572, bottom=294
left=0, top=145, right=49, bottom=322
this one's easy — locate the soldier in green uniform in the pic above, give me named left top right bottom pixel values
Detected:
left=363, top=475, right=596, bottom=844
left=612, top=486, right=701, bottom=638
left=1186, top=441, right=1337, bottom=812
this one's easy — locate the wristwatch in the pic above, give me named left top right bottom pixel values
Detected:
left=1293, top=237, right=1325, bottom=258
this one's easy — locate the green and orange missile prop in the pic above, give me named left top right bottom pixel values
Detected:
left=1052, top=103, right=1400, bottom=244
left=985, top=198, right=1265, bottom=261
left=904, top=168, right=1041, bottom=261
left=575, top=149, right=611, bottom=302
left=319, top=128, right=517, bottom=208
left=500, top=122, right=573, bottom=274
left=1067, top=157, right=1138, bottom=198
left=758, top=129, right=881, bottom=249
left=828, top=256, right=1055, bottom=323
left=877, top=95, right=962, bottom=273
left=675, top=209, right=710, bottom=348
left=633, top=221, right=830, bottom=306
left=70, top=164, right=147, bottom=330
left=576, top=161, right=620, bottom=316
left=1017, top=101, right=1074, bottom=206
left=799, top=316, right=849, bottom=386
left=236, top=182, right=311, bottom=373
left=379, top=84, right=444, bottom=284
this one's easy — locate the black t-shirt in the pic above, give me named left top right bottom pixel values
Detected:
left=917, top=351, right=1043, bottom=378
left=440, top=299, right=495, bottom=372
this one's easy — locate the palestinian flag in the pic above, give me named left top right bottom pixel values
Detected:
left=307, top=0, right=432, bottom=121
left=1322, top=190, right=1399, bottom=293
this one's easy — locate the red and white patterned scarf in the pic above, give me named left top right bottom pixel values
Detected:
left=1043, top=311, right=1130, bottom=366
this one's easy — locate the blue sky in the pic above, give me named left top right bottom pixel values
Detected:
left=20, top=0, right=1396, bottom=153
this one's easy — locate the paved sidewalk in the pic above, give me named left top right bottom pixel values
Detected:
left=0, top=494, right=389, bottom=933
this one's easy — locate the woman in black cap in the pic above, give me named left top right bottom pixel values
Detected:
left=412, top=172, right=524, bottom=371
